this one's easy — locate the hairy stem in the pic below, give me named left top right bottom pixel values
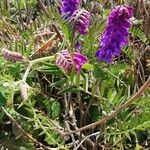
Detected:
left=22, top=55, right=55, bottom=82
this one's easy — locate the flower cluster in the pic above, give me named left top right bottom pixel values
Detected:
left=71, top=9, right=90, bottom=35
left=60, top=0, right=80, bottom=19
left=56, top=50, right=87, bottom=74
left=56, top=50, right=74, bottom=74
left=60, top=2, right=133, bottom=64
left=95, top=5, right=133, bottom=63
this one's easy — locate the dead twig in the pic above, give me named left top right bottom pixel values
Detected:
left=52, top=24, right=63, bottom=42
left=63, top=93, right=77, bottom=149
left=74, top=131, right=100, bottom=150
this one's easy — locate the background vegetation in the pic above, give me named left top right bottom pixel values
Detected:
left=0, top=0, right=150, bottom=149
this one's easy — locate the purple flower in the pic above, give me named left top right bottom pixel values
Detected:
left=73, top=51, right=87, bottom=72
left=56, top=50, right=87, bottom=74
left=71, top=9, right=90, bottom=35
left=60, top=0, right=80, bottom=19
left=95, top=5, right=133, bottom=63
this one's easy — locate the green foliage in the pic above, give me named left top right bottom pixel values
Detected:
left=130, top=27, right=148, bottom=43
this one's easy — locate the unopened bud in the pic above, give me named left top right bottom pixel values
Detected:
left=20, top=82, right=28, bottom=101
left=1, top=48, right=24, bottom=62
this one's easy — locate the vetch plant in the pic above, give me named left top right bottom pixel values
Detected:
left=56, top=50, right=74, bottom=74
left=0, top=1, right=150, bottom=150
left=73, top=51, right=87, bottom=72
left=20, top=81, right=28, bottom=101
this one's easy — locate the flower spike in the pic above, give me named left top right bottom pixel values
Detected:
left=95, top=5, right=133, bottom=63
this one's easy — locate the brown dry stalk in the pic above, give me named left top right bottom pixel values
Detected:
left=65, top=77, right=150, bottom=135
left=52, top=24, right=63, bottom=42
left=34, top=33, right=57, bottom=54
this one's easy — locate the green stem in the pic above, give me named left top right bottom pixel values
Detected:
left=31, top=55, right=55, bottom=64
left=22, top=62, right=32, bottom=82
left=22, top=55, right=55, bottom=82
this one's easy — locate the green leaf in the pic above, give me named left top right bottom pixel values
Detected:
left=0, top=92, right=7, bottom=108
left=8, top=63, right=22, bottom=79
left=51, top=78, right=68, bottom=86
left=82, top=63, right=94, bottom=71
left=51, top=101, right=61, bottom=118
left=59, top=86, right=81, bottom=94
left=103, top=9, right=111, bottom=19
left=135, top=144, right=143, bottom=150
left=124, top=132, right=131, bottom=141
left=38, top=69, right=61, bottom=74
left=130, top=27, right=147, bottom=43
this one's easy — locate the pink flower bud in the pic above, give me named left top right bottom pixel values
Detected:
left=1, top=48, right=24, bottom=62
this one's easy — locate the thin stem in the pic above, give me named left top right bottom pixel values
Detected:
left=22, top=62, right=32, bottom=82
left=52, top=24, right=63, bottom=42
left=79, top=86, right=104, bottom=101
left=31, top=55, right=55, bottom=64
left=105, top=68, right=127, bottom=87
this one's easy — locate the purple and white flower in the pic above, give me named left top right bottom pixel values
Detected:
left=71, top=9, right=90, bottom=35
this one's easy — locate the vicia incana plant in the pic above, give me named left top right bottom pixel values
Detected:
left=56, top=50, right=74, bottom=74
left=0, top=1, right=150, bottom=150
left=73, top=51, right=87, bottom=72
